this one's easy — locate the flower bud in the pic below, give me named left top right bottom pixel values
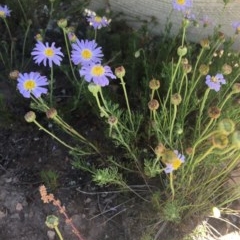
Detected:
left=208, top=106, right=221, bottom=119
left=181, top=58, right=188, bottom=65
left=200, top=39, right=210, bottom=49
left=212, top=133, right=229, bottom=149
left=182, top=18, right=190, bottom=28
left=115, top=66, right=126, bottom=78
left=88, top=83, right=101, bottom=96
left=46, top=108, right=57, bottom=119
left=154, top=143, right=166, bottom=157
left=231, top=131, right=240, bottom=149
left=35, top=33, right=43, bottom=42
left=65, top=26, right=76, bottom=33
left=134, top=50, right=141, bottom=58
left=171, top=93, right=182, bottom=105
left=24, top=111, right=36, bottom=123
left=9, top=70, right=19, bottom=80
left=45, top=215, right=59, bottom=229
left=177, top=46, right=187, bottom=57
left=148, top=99, right=159, bottom=111
left=218, top=118, right=235, bottom=135
left=222, top=64, right=232, bottom=75
left=232, top=83, right=240, bottom=93
left=199, top=64, right=209, bottom=75
left=149, top=78, right=160, bottom=90
left=218, top=31, right=225, bottom=42
left=58, top=19, right=68, bottom=29
left=185, top=147, right=193, bottom=155
left=108, top=116, right=118, bottom=126
left=68, top=32, right=77, bottom=43
left=182, top=64, right=192, bottom=74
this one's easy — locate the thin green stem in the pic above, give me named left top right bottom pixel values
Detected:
left=191, top=48, right=205, bottom=82
left=54, top=226, right=64, bottom=240
left=22, top=21, right=31, bottom=68
left=93, top=93, right=109, bottom=118
left=3, top=18, right=13, bottom=68
left=33, top=120, right=75, bottom=151
left=17, top=0, right=28, bottom=23
left=169, top=172, right=175, bottom=200
left=220, top=91, right=234, bottom=110
left=119, top=76, right=134, bottom=129
left=62, top=29, right=78, bottom=83
left=197, top=88, right=211, bottom=134
left=49, top=66, right=54, bottom=107
left=169, top=104, right=177, bottom=145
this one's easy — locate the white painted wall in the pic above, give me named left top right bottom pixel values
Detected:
left=89, top=0, right=240, bottom=48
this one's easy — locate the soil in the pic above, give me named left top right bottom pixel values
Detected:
left=0, top=120, right=140, bottom=240
left=1, top=102, right=240, bottom=240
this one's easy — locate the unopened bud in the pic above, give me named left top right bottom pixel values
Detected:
left=149, top=79, right=160, bottom=90
left=212, top=133, right=229, bottom=149
left=35, top=33, right=43, bottom=42
left=222, top=64, right=232, bottom=75
left=68, top=32, right=77, bottom=43
left=134, top=50, right=141, bottom=58
left=108, top=116, right=118, bottom=125
left=57, top=19, right=68, bottom=29
left=45, top=215, right=59, bottom=229
left=88, top=83, right=101, bottom=96
left=24, top=111, right=36, bottom=123
left=208, top=106, right=221, bottom=119
left=200, top=39, right=210, bottom=49
left=154, top=143, right=166, bottom=157
left=9, top=70, right=19, bottom=80
left=115, top=66, right=126, bottom=78
left=218, top=118, right=235, bottom=135
left=171, top=93, right=182, bottom=105
left=177, top=46, right=187, bottom=57
left=182, top=64, right=192, bottom=74
left=232, top=83, right=240, bottom=93
left=231, top=131, right=240, bottom=149
left=199, top=64, right=209, bottom=75
left=148, top=99, right=159, bottom=111
left=218, top=31, right=225, bottom=42
left=185, top=147, right=193, bottom=155
left=46, top=108, right=57, bottom=119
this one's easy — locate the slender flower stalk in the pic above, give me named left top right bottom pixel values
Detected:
left=49, top=66, right=54, bottom=106
left=62, top=29, right=79, bottom=83
left=115, top=66, right=134, bottom=129
left=169, top=172, right=175, bottom=200
left=0, top=4, right=13, bottom=68
left=21, top=20, right=32, bottom=68
left=197, top=88, right=210, bottom=132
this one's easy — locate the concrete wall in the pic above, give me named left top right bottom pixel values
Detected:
left=89, top=0, right=240, bottom=48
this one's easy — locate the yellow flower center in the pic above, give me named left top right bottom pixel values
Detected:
left=94, top=16, right=102, bottom=23
left=91, top=65, right=105, bottom=76
left=172, top=158, right=182, bottom=170
left=0, top=11, right=6, bottom=18
left=81, top=49, right=92, bottom=60
left=44, top=48, right=54, bottom=57
left=176, top=0, right=186, bottom=5
left=24, top=79, right=36, bottom=91
left=211, top=76, right=218, bottom=82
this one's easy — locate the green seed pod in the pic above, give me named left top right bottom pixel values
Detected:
left=218, top=118, right=235, bottom=135
left=177, top=46, right=187, bottom=57
left=24, top=111, right=36, bottom=123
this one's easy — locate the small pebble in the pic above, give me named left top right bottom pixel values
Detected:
left=47, top=230, right=55, bottom=240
